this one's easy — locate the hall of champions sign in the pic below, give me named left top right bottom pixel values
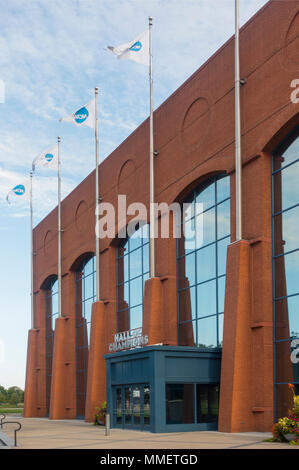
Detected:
left=109, top=327, right=149, bottom=352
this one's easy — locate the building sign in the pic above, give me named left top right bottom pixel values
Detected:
left=109, top=328, right=149, bottom=352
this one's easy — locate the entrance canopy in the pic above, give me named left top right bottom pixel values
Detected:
left=105, top=345, right=221, bottom=433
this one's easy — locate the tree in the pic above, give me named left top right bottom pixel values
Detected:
left=0, top=392, right=7, bottom=404
left=9, top=391, right=18, bottom=406
left=0, top=386, right=24, bottom=406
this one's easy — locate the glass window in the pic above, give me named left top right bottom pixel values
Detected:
left=196, top=183, right=215, bottom=212
left=178, top=287, right=196, bottom=322
left=196, top=384, right=219, bottom=423
left=143, top=385, right=150, bottom=425
left=202, top=208, right=216, bottom=246
left=117, top=223, right=149, bottom=332
left=216, top=176, right=230, bottom=203
left=217, top=237, right=230, bottom=277
left=44, top=276, right=58, bottom=415
left=274, top=163, right=299, bottom=213
left=272, top=132, right=299, bottom=420
left=217, top=276, right=226, bottom=314
left=178, top=321, right=196, bottom=347
left=197, top=280, right=217, bottom=318
left=166, top=384, right=194, bottom=424
left=178, top=175, right=230, bottom=348
left=197, top=315, right=217, bottom=348
left=75, top=254, right=96, bottom=418
left=196, top=245, right=216, bottom=284
left=217, top=199, right=230, bottom=240
left=132, top=386, right=141, bottom=425
left=185, top=253, right=196, bottom=287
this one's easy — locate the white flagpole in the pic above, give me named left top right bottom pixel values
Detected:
left=95, top=87, right=100, bottom=301
left=57, top=136, right=62, bottom=317
left=235, top=0, right=242, bottom=241
left=149, top=16, right=155, bottom=278
left=30, top=171, right=34, bottom=329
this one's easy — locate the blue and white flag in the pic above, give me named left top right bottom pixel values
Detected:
left=59, top=98, right=95, bottom=129
left=6, top=181, right=29, bottom=204
left=32, top=144, right=58, bottom=172
left=106, top=30, right=149, bottom=66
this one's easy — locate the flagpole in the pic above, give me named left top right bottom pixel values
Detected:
left=57, top=136, right=62, bottom=317
left=30, top=171, right=34, bottom=329
left=95, top=87, right=100, bottom=301
left=235, top=0, right=242, bottom=241
left=149, top=16, right=155, bottom=278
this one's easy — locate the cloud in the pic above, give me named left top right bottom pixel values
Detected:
left=0, top=0, right=268, bottom=227
left=0, top=166, right=75, bottom=220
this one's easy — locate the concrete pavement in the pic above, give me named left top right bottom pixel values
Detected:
left=1, top=415, right=297, bottom=450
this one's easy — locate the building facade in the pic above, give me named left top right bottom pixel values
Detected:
left=24, top=0, right=299, bottom=433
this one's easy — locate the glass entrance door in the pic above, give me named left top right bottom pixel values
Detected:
left=112, top=384, right=150, bottom=430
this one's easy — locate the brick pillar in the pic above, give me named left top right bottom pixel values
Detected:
left=218, top=240, right=253, bottom=432
left=49, top=316, right=76, bottom=419
left=23, top=329, right=38, bottom=417
left=85, top=300, right=117, bottom=422
left=218, top=237, right=274, bottom=432
left=142, top=277, right=164, bottom=345
left=24, top=288, right=47, bottom=417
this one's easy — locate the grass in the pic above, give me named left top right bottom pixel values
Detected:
left=0, top=407, right=23, bottom=414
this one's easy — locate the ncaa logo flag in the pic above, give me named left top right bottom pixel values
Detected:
left=32, top=144, right=58, bottom=172
left=59, top=98, right=95, bottom=129
left=106, top=30, right=149, bottom=66
left=6, top=181, right=29, bottom=204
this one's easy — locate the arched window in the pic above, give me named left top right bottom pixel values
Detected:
left=117, top=223, right=149, bottom=332
left=44, top=276, right=58, bottom=416
left=177, top=175, right=230, bottom=348
left=75, top=255, right=96, bottom=418
left=272, top=129, right=299, bottom=419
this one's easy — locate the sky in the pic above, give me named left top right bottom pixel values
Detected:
left=0, top=0, right=269, bottom=389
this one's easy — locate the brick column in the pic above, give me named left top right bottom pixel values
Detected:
left=23, top=329, right=38, bottom=417
left=84, top=300, right=117, bottom=422
left=218, top=240, right=253, bottom=432
left=49, top=316, right=76, bottom=419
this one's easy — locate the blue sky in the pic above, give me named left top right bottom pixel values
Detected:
left=0, top=0, right=268, bottom=389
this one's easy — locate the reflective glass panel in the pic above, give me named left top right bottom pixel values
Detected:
left=216, top=177, right=230, bottom=203
left=117, top=224, right=149, bottom=334
left=196, top=244, right=216, bottom=283
left=196, top=384, right=219, bottom=423
left=217, top=199, right=230, bottom=240
left=197, top=315, right=217, bottom=348
left=197, top=280, right=217, bottom=318
left=166, top=384, right=194, bottom=424
left=75, top=255, right=96, bottom=418
left=144, top=385, right=150, bottom=425
left=177, top=175, right=230, bottom=349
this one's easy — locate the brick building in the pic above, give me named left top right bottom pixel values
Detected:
left=24, top=0, right=299, bottom=433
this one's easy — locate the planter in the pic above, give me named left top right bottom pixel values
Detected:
left=96, top=416, right=106, bottom=426
left=284, top=433, right=296, bottom=442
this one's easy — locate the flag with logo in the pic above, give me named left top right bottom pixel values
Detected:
left=6, top=181, right=29, bottom=204
left=59, top=98, right=95, bottom=128
left=32, top=144, right=58, bottom=172
left=106, top=30, right=149, bottom=66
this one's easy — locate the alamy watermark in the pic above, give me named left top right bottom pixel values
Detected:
left=291, top=338, right=299, bottom=365
left=95, top=195, right=203, bottom=250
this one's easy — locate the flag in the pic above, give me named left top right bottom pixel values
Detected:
left=6, top=181, right=29, bottom=204
left=59, top=98, right=95, bottom=128
left=106, top=30, right=149, bottom=66
left=32, top=144, right=58, bottom=172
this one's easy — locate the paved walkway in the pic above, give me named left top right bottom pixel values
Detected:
left=2, top=416, right=297, bottom=449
